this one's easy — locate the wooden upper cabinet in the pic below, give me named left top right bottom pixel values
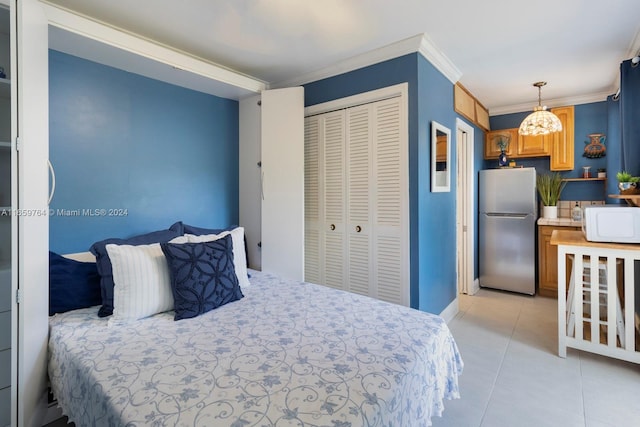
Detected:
left=454, top=83, right=490, bottom=131
left=485, top=105, right=575, bottom=166
left=475, top=102, right=490, bottom=131
left=549, top=106, right=575, bottom=171
left=454, top=84, right=476, bottom=122
left=517, top=133, right=550, bottom=157
left=484, top=128, right=516, bottom=159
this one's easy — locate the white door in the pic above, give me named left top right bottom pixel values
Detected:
left=238, top=94, right=262, bottom=270
left=0, top=3, right=12, bottom=425
left=345, top=105, right=370, bottom=296
left=14, top=0, right=51, bottom=425
left=303, top=115, right=321, bottom=284
left=304, top=110, right=347, bottom=289
left=260, top=87, right=305, bottom=281
left=304, top=84, right=409, bottom=306
left=456, top=118, right=476, bottom=295
left=369, top=97, right=407, bottom=305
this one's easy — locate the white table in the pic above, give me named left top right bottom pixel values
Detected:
left=551, top=230, right=640, bottom=363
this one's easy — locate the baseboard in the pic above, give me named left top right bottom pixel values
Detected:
left=440, top=297, right=459, bottom=324
left=470, top=278, right=480, bottom=295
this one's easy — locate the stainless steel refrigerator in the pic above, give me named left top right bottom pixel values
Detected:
left=479, top=168, right=536, bottom=295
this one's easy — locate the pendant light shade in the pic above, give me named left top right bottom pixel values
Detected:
left=518, top=82, right=562, bottom=136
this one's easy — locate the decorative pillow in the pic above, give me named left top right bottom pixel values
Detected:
left=185, top=226, right=250, bottom=288
left=49, top=251, right=102, bottom=316
left=90, top=228, right=183, bottom=317
left=182, top=223, right=231, bottom=236
left=181, top=223, right=251, bottom=269
left=161, top=235, right=243, bottom=321
left=105, top=235, right=189, bottom=322
left=169, top=221, right=185, bottom=235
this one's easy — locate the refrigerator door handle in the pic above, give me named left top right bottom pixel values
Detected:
left=484, top=213, right=530, bottom=219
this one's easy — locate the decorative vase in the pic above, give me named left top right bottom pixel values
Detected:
left=543, top=205, right=558, bottom=219
left=583, top=133, right=606, bottom=158
left=498, top=150, right=508, bottom=167
left=618, top=182, right=638, bottom=195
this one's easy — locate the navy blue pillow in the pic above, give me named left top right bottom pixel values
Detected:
left=169, top=221, right=185, bottom=235
left=49, top=251, right=102, bottom=316
left=90, top=228, right=183, bottom=317
left=161, top=235, right=244, bottom=321
left=181, top=223, right=250, bottom=269
left=182, top=223, right=234, bottom=236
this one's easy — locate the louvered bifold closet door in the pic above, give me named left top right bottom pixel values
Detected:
left=304, top=89, right=408, bottom=305
left=371, top=97, right=407, bottom=305
left=322, top=111, right=347, bottom=290
left=304, top=116, right=321, bottom=284
left=346, top=105, right=371, bottom=296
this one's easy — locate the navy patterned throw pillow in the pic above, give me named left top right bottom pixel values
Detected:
left=160, top=235, right=243, bottom=321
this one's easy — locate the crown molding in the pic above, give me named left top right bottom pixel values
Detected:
left=273, top=33, right=461, bottom=89
left=272, top=34, right=423, bottom=88
left=417, top=33, right=462, bottom=84
left=489, top=90, right=613, bottom=116
left=42, top=1, right=266, bottom=98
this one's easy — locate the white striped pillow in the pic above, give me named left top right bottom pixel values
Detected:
left=106, top=236, right=188, bottom=321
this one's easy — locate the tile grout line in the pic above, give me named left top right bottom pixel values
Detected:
left=578, top=352, right=588, bottom=426
left=477, top=297, right=525, bottom=427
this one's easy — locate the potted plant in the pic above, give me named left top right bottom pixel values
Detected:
left=536, top=172, right=566, bottom=219
left=616, top=171, right=640, bottom=194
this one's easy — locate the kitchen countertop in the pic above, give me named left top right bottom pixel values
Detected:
left=550, top=229, right=640, bottom=251
left=537, top=217, right=583, bottom=227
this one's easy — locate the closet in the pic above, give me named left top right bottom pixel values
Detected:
left=304, top=85, right=409, bottom=306
left=238, top=87, right=305, bottom=281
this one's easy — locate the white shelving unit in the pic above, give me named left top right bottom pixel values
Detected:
left=0, top=6, right=10, bottom=426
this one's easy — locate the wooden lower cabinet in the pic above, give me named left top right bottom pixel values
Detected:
left=538, top=225, right=581, bottom=297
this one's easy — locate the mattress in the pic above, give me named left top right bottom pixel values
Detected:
left=48, top=269, right=463, bottom=426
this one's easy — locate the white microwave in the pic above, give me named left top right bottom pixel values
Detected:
left=582, top=206, right=640, bottom=244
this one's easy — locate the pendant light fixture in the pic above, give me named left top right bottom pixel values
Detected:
left=518, top=81, right=562, bottom=136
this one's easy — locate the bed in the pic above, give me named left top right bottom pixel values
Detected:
left=48, top=223, right=463, bottom=426
left=48, top=267, right=463, bottom=426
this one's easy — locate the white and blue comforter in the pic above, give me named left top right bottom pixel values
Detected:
left=48, top=270, right=463, bottom=426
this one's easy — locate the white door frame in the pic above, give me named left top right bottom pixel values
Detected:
left=455, top=118, right=477, bottom=295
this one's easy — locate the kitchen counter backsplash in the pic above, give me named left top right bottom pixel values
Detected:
left=537, top=200, right=605, bottom=227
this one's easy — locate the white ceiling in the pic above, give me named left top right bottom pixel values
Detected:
left=44, top=0, right=640, bottom=115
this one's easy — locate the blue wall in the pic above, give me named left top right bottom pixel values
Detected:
left=49, top=50, right=239, bottom=253
left=305, top=53, right=461, bottom=315
left=416, top=55, right=459, bottom=314
left=489, top=102, right=610, bottom=201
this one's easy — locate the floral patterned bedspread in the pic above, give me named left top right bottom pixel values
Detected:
left=48, top=270, right=463, bottom=426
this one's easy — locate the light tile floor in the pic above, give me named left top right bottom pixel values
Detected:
left=432, top=288, right=640, bottom=427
